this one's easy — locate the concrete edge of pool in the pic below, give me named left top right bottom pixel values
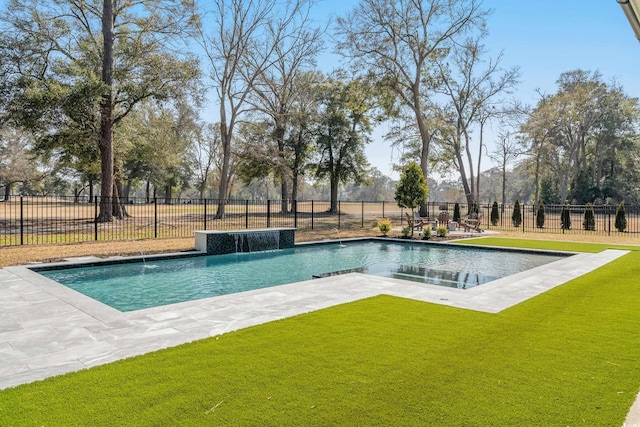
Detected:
left=0, top=246, right=634, bottom=422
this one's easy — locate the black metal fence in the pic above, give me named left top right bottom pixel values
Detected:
left=423, top=201, right=640, bottom=236
left=1, top=196, right=638, bottom=247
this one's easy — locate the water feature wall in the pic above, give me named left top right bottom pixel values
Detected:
left=194, top=228, right=295, bottom=255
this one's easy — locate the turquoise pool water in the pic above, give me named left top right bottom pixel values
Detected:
left=37, top=241, right=566, bottom=312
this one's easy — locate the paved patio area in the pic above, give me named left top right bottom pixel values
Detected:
left=0, top=245, right=627, bottom=391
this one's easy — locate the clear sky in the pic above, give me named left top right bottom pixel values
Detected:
left=349, top=0, right=640, bottom=178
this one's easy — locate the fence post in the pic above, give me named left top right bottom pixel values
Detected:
left=19, top=195, right=24, bottom=245
left=203, top=198, right=207, bottom=230
left=267, top=200, right=271, bottom=228
left=311, top=200, right=314, bottom=230
left=94, top=196, right=98, bottom=241
left=361, top=201, right=364, bottom=228
left=607, top=204, right=611, bottom=236
left=245, top=200, right=249, bottom=229
left=382, top=201, right=385, bottom=218
left=338, top=200, right=341, bottom=229
left=294, top=200, right=298, bottom=229
left=154, top=197, right=158, bottom=238
left=522, top=203, right=525, bottom=233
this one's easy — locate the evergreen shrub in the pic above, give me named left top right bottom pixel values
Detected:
left=536, top=202, right=545, bottom=228
left=561, top=202, right=571, bottom=230
left=490, top=201, right=499, bottom=226
left=512, top=200, right=522, bottom=227
left=453, top=203, right=461, bottom=222
left=583, top=203, right=595, bottom=231
left=615, top=202, right=627, bottom=232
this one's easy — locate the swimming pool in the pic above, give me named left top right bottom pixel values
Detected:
left=35, top=240, right=567, bottom=312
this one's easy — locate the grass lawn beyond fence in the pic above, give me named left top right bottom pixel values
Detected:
left=0, top=239, right=639, bottom=425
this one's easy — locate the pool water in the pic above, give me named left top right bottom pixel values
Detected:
left=37, top=241, right=566, bottom=312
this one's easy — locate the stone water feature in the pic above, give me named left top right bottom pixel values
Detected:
left=194, top=228, right=296, bottom=255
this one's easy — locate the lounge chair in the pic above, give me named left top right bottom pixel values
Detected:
left=459, top=214, right=483, bottom=233
left=406, top=212, right=424, bottom=231
left=413, top=211, right=438, bottom=229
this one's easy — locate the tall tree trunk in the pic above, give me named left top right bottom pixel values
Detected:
left=412, top=94, right=431, bottom=180
left=112, top=169, right=128, bottom=218
left=3, top=183, right=13, bottom=201
left=112, top=176, right=129, bottom=218
left=476, top=121, right=484, bottom=204
left=291, top=172, right=299, bottom=202
left=97, top=0, right=115, bottom=222
left=146, top=180, right=151, bottom=203
left=165, top=184, right=173, bottom=204
left=216, top=121, right=232, bottom=218
left=123, top=177, right=132, bottom=202
left=455, top=150, right=473, bottom=207
left=533, top=140, right=542, bottom=206
left=275, top=123, right=290, bottom=213
left=88, top=179, right=94, bottom=204
left=329, top=174, right=339, bottom=214
left=501, top=164, right=507, bottom=209
left=280, top=177, right=289, bottom=213
left=464, top=131, right=476, bottom=204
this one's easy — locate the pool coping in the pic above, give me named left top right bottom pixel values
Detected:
left=0, top=242, right=629, bottom=392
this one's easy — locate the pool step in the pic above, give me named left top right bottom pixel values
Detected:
left=313, top=264, right=499, bottom=289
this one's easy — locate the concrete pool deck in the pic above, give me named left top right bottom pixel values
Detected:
left=0, top=245, right=637, bottom=424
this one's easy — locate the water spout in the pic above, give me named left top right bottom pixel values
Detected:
left=333, top=228, right=347, bottom=248
left=140, top=250, right=158, bottom=268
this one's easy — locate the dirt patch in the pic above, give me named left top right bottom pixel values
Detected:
left=2, top=227, right=638, bottom=269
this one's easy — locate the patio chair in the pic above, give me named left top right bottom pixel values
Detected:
left=413, top=211, right=437, bottom=229
left=406, top=212, right=433, bottom=232
left=405, top=212, right=422, bottom=231
left=459, top=214, right=484, bottom=233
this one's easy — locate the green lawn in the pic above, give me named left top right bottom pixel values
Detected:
left=1, top=239, right=639, bottom=426
left=453, top=236, right=640, bottom=253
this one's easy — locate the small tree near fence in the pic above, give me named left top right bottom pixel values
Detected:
left=561, top=202, right=571, bottom=230
left=615, top=201, right=627, bottom=232
left=536, top=201, right=545, bottom=228
left=583, top=203, right=595, bottom=231
left=512, top=200, right=522, bottom=227
left=395, top=162, right=428, bottom=237
left=453, top=203, right=461, bottom=222
left=490, top=201, right=499, bottom=226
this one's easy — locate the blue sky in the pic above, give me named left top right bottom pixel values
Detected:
left=348, top=0, right=640, bottom=178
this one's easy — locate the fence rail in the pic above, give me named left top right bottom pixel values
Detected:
left=0, top=196, right=638, bottom=247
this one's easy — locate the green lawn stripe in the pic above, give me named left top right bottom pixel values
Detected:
left=452, top=237, right=640, bottom=253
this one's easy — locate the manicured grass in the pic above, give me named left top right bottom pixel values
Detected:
left=453, top=236, right=640, bottom=253
left=1, top=241, right=639, bottom=425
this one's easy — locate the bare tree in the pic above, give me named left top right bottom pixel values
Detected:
left=336, top=0, right=488, bottom=180
left=435, top=36, right=519, bottom=205
left=198, top=0, right=314, bottom=217
left=248, top=3, right=324, bottom=212
left=489, top=129, right=523, bottom=209
left=192, top=123, right=220, bottom=201
left=0, top=128, right=39, bottom=200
